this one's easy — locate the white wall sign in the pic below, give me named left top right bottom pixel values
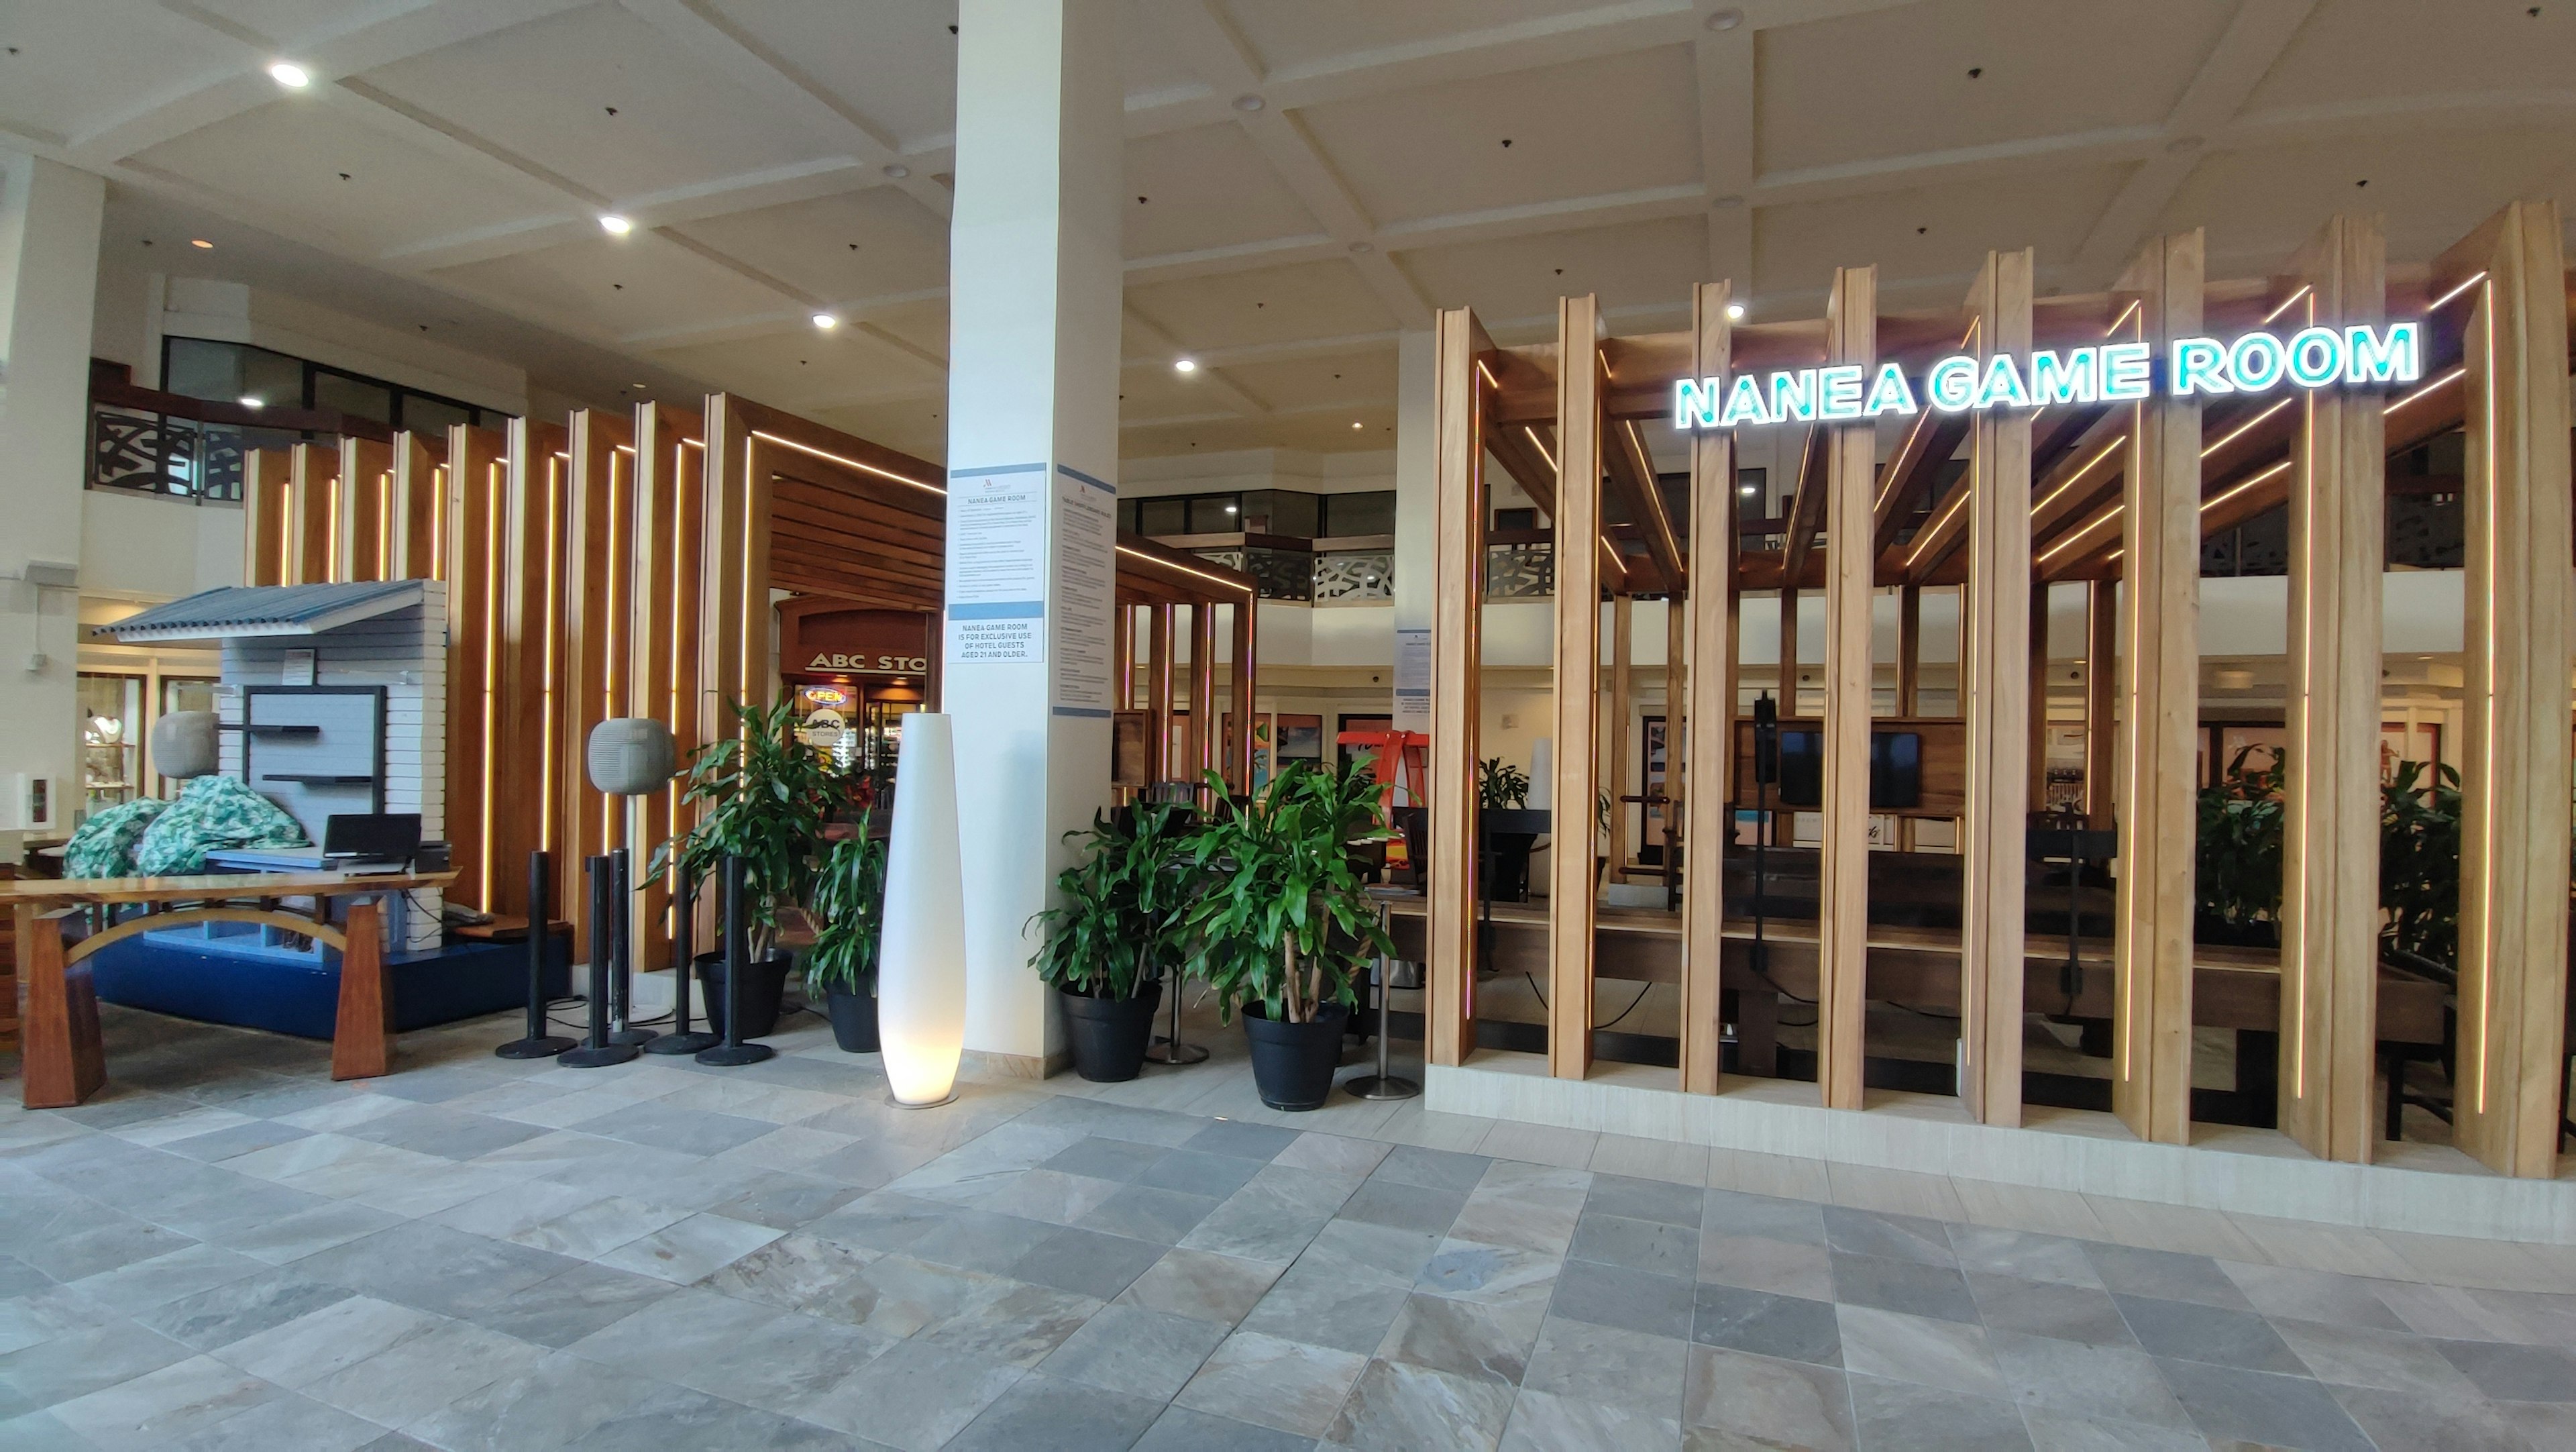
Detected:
left=946, top=462, right=1049, bottom=665
left=1051, top=464, right=1117, bottom=715
left=1674, top=322, right=2421, bottom=431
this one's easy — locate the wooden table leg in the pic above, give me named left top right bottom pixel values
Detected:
left=331, top=899, right=394, bottom=1081
left=22, top=909, right=105, bottom=1108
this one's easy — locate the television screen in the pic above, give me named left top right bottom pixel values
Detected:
left=1766, top=729, right=1921, bottom=811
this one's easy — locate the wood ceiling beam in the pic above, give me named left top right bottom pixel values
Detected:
left=1605, top=415, right=1686, bottom=592
left=1780, top=425, right=1830, bottom=582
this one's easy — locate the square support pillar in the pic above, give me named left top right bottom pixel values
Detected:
left=1427, top=307, right=1494, bottom=1068
left=1816, top=265, right=1877, bottom=1111
left=1548, top=294, right=1605, bottom=1081
left=1680, top=280, right=1737, bottom=1095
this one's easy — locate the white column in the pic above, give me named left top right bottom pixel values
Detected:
left=0, top=150, right=104, bottom=853
left=1390, top=329, right=1437, bottom=741
left=943, top=0, right=1124, bottom=1074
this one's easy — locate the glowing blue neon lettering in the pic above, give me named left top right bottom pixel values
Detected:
left=2229, top=332, right=2286, bottom=392
left=2284, top=327, right=2344, bottom=388
left=1862, top=362, right=1919, bottom=418
left=2101, top=343, right=2153, bottom=401
left=1816, top=366, right=1866, bottom=421
left=2170, top=338, right=2232, bottom=397
left=2029, top=348, right=2097, bottom=405
left=1769, top=370, right=1819, bottom=423
left=2345, top=322, right=2421, bottom=384
left=1719, top=374, right=1770, bottom=427
left=1675, top=378, right=1723, bottom=429
left=1972, top=355, right=2031, bottom=410
left=1926, top=356, right=1978, bottom=412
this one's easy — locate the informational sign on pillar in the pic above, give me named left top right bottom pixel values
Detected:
left=945, top=463, right=1049, bottom=665
left=1051, top=465, right=1117, bottom=715
left=1393, top=627, right=1432, bottom=733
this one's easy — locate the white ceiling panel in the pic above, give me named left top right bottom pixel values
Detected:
left=1297, top=46, right=1700, bottom=227
left=360, top=2, right=833, bottom=200
left=1756, top=0, right=2235, bottom=175
left=127, top=98, right=572, bottom=255
left=197, top=0, right=423, bottom=49
left=1220, top=0, right=1609, bottom=74
left=1126, top=123, right=1323, bottom=257
left=433, top=234, right=788, bottom=339
left=670, top=187, right=950, bottom=303
left=1397, top=214, right=1709, bottom=325
left=647, top=325, right=934, bottom=409
left=1220, top=348, right=1399, bottom=415
left=860, top=299, right=950, bottom=363
left=706, top=0, right=962, bottom=150
left=2245, top=0, right=2576, bottom=113
left=0, top=0, right=237, bottom=144
left=1754, top=164, right=2136, bottom=303
left=812, top=395, right=947, bottom=464
left=1126, top=258, right=1398, bottom=352
left=2158, top=130, right=2576, bottom=269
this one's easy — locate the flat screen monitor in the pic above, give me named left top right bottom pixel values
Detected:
left=322, top=812, right=422, bottom=865
left=1770, top=731, right=1921, bottom=811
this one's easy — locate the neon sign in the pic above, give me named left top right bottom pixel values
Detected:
left=1674, top=323, right=2420, bottom=430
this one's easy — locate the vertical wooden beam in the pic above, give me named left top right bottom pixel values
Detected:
left=2085, top=582, right=2118, bottom=828
left=561, top=410, right=633, bottom=960
left=629, top=404, right=688, bottom=972
left=1193, top=602, right=1220, bottom=790
left=444, top=426, right=504, bottom=911
left=1114, top=604, right=1135, bottom=709
left=1666, top=593, right=1687, bottom=880
left=2028, top=584, right=2051, bottom=804
left=1896, top=583, right=1923, bottom=851
left=1228, top=599, right=1256, bottom=794
left=497, top=419, right=568, bottom=919
left=1428, top=307, right=1493, bottom=1069
left=1778, top=588, right=1799, bottom=711
left=243, top=449, right=290, bottom=587
left=1550, top=294, right=1605, bottom=1081
left=289, top=443, right=339, bottom=584
left=391, top=433, right=443, bottom=582
left=1147, top=603, right=1175, bottom=784
left=2447, top=200, right=2573, bottom=1178
left=1816, top=265, right=1877, bottom=1111
left=2110, top=231, right=2205, bottom=1147
left=1959, top=248, right=2034, bottom=1127
left=700, top=398, right=753, bottom=754
left=1608, top=593, right=1633, bottom=883
left=1681, top=280, right=1737, bottom=1095
left=339, top=438, right=391, bottom=583
left=2279, top=215, right=2388, bottom=1164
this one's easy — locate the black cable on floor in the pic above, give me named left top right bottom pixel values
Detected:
left=1519, top=972, right=1656, bottom=1031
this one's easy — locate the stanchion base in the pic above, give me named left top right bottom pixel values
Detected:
left=494, top=1035, right=576, bottom=1060
left=1344, top=1074, right=1420, bottom=1101
left=643, top=1031, right=720, bottom=1055
left=887, top=1090, right=959, bottom=1110
left=607, top=1029, right=660, bottom=1047
left=1144, top=1039, right=1209, bottom=1066
left=558, top=1043, right=640, bottom=1068
left=696, top=1042, right=775, bottom=1068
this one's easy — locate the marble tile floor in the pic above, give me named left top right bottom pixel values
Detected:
left=5, top=1002, right=2576, bottom=1450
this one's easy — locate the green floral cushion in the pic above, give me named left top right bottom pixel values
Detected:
left=133, top=775, right=310, bottom=876
left=64, top=797, right=172, bottom=878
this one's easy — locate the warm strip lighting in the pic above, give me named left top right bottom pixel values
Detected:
left=376, top=474, right=391, bottom=578
left=2201, top=398, right=2290, bottom=458
left=1116, top=545, right=1254, bottom=598
left=1475, top=360, right=1500, bottom=391
left=2259, top=284, right=2312, bottom=327
left=2430, top=270, right=2487, bottom=311
left=2471, top=280, right=2496, bottom=1116
left=2197, top=458, right=2292, bottom=518
left=751, top=429, right=943, bottom=497
left=541, top=457, right=564, bottom=857
left=2385, top=366, right=2464, bottom=415
left=325, top=472, right=341, bottom=580
left=1904, top=488, right=1970, bottom=570
left=2105, top=298, right=2141, bottom=338
left=480, top=467, right=503, bottom=904
left=1523, top=426, right=1556, bottom=472
left=2031, top=437, right=2125, bottom=519
left=1624, top=419, right=1684, bottom=562
left=431, top=466, right=447, bottom=580
left=2037, top=503, right=2122, bottom=565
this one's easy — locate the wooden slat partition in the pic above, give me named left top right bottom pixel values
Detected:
left=1608, top=594, right=1633, bottom=880
left=1228, top=601, right=1256, bottom=792
left=2084, top=583, right=2116, bottom=827
left=1680, top=280, right=1737, bottom=1095
left=2279, top=214, right=2387, bottom=1163
left=445, top=425, right=506, bottom=909
left=561, top=409, right=635, bottom=958
left=288, top=443, right=338, bottom=585
left=699, top=397, right=756, bottom=751
left=1192, top=603, right=1219, bottom=783
left=2446, top=199, right=2573, bottom=1178
left=2110, top=231, right=2205, bottom=1146
left=1148, top=604, right=1176, bottom=782
left=338, top=438, right=392, bottom=583
left=1815, top=265, right=1877, bottom=1110
left=1549, top=294, right=1605, bottom=1081
left=629, top=403, right=703, bottom=970
left=1428, top=306, right=1494, bottom=1069
left=244, top=449, right=291, bottom=587
left=392, top=432, right=445, bottom=582
left=496, top=420, right=570, bottom=919
left=1958, top=248, right=2034, bottom=1125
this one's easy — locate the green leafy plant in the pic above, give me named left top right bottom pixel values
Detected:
left=805, top=820, right=888, bottom=998
left=1030, top=800, right=1196, bottom=1001
left=2194, top=743, right=2285, bottom=933
left=2380, top=758, right=2461, bottom=972
left=649, top=696, right=849, bottom=960
left=1182, top=759, right=1395, bottom=1024
left=1478, top=757, right=1529, bottom=811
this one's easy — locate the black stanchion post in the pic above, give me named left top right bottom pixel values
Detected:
left=560, top=855, right=639, bottom=1068
left=1346, top=898, right=1418, bottom=1100
left=495, top=851, right=574, bottom=1059
left=696, top=854, right=773, bottom=1067
left=605, top=847, right=657, bottom=1047
left=645, top=867, right=718, bottom=1055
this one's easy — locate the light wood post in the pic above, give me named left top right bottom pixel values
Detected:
left=1681, top=280, right=1737, bottom=1094
left=329, top=900, right=393, bottom=1081
left=1114, top=604, right=1134, bottom=709
left=1229, top=600, right=1256, bottom=794
left=2110, top=231, right=2205, bottom=1146
left=1428, top=307, right=1493, bottom=1069
left=1147, top=603, right=1175, bottom=784
left=629, top=403, right=692, bottom=972
left=1816, top=265, right=1877, bottom=1110
left=2085, top=583, right=2117, bottom=828
left=392, top=432, right=443, bottom=582
left=561, top=410, right=633, bottom=960
left=1896, top=584, right=1922, bottom=851
left=2029, top=584, right=2051, bottom=804
left=498, top=420, right=569, bottom=919
left=444, top=426, right=504, bottom=911
left=244, top=450, right=290, bottom=587
left=2446, top=201, right=2573, bottom=1178
left=1549, top=294, right=1605, bottom=1081
left=339, top=438, right=391, bottom=583
left=2279, top=214, right=2388, bottom=1163
left=289, top=443, right=339, bottom=584
left=1192, top=602, right=1220, bottom=788
left=1609, top=593, right=1634, bottom=883
left=1958, top=248, right=2034, bottom=1125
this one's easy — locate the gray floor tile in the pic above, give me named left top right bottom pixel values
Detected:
left=2084, top=1243, right=2251, bottom=1310
left=778, top=1337, right=1024, bottom=1450
left=1499, top=1387, right=1680, bottom=1452
left=1566, top=1211, right=1698, bottom=1278
left=1042, top=1135, right=1173, bottom=1184
left=1835, top=1304, right=2006, bottom=1399
left=1521, top=1315, right=1688, bottom=1414
left=136, top=1272, right=357, bottom=1351
left=44, top=1351, right=274, bottom=1451
left=2110, top=1292, right=2305, bottom=1374
left=157, top=1391, right=385, bottom=1452
left=1990, top=1330, right=2193, bottom=1430
left=2331, top=1383, right=2536, bottom=1452
left=1337, top=1178, right=1469, bottom=1236
left=1682, top=1344, right=1854, bottom=1451
left=465, top=1261, right=682, bottom=1347
left=345, top=1104, right=547, bottom=1161
left=1136, top=1149, right=1264, bottom=1199
left=804, top=1190, right=949, bottom=1253
left=908, top=1208, right=1061, bottom=1275
left=291, top=1221, right=581, bottom=1318
left=2015, top=1406, right=2206, bottom=1451
left=1371, top=1145, right=1492, bottom=1192
left=1549, top=1257, right=1695, bottom=1339
left=916, top=1278, right=1103, bottom=1369
left=696, top=1233, right=876, bottom=1313
left=1326, top=1356, right=1514, bottom=1450
left=1080, top=1184, right=1224, bottom=1245
left=1173, top=1329, right=1366, bottom=1439
left=2155, top=1357, right=2373, bottom=1452
left=1012, top=1225, right=1170, bottom=1302
left=1968, top=1272, right=2137, bottom=1347
left=1298, top=1219, right=1440, bottom=1289
left=1693, top=1284, right=1842, bottom=1366
left=2271, top=1316, right=2480, bottom=1397
left=1703, top=1188, right=1829, bottom=1245
left=1585, top=1173, right=1704, bottom=1228
left=1823, top=1206, right=1955, bottom=1267
left=1180, top=1121, right=1299, bottom=1163
left=0, top=1318, right=194, bottom=1412
left=1945, top=1227, right=2106, bottom=1288
left=709, top=1172, right=863, bottom=1231
left=574, top=1100, right=776, bottom=1158
left=1132, top=1404, right=1318, bottom=1452
left=1831, top=1251, right=1981, bottom=1324
left=1238, top=1259, right=1411, bottom=1355
left=945, top=1371, right=1163, bottom=1452
left=1379, top=1290, right=1545, bottom=1386
left=2434, top=1336, right=2576, bottom=1401
left=1041, top=1303, right=1228, bottom=1401
left=1847, top=1371, right=2032, bottom=1452
left=1116, top=1248, right=1283, bottom=1326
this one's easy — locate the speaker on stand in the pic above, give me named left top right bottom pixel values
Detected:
left=696, top=855, right=775, bottom=1068
left=494, top=850, right=574, bottom=1059
left=588, top=719, right=678, bottom=1051
left=559, top=855, right=641, bottom=1068
left=602, top=848, right=657, bottom=1048
left=643, top=866, right=720, bottom=1055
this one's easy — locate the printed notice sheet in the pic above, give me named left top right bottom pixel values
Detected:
left=946, top=464, right=1047, bottom=665
left=1051, top=466, right=1117, bottom=713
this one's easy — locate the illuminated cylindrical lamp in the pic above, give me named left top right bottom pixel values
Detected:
left=877, top=711, right=967, bottom=1106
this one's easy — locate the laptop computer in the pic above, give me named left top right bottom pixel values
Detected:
left=322, top=813, right=423, bottom=874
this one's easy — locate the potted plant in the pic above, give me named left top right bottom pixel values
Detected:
left=1477, top=756, right=1540, bottom=901
left=1030, top=800, right=1192, bottom=1081
left=2194, top=743, right=2285, bottom=947
left=2379, top=758, right=2462, bottom=978
left=807, top=819, right=888, bottom=1052
left=651, top=696, right=845, bottom=1040
left=1183, top=760, right=1395, bottom=1110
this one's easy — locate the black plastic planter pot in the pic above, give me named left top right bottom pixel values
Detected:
left=1241, top=1000, right=1350, bottom=1110
left=1059, top=980, right=1163, bottom=1083
left=694, top=951, right=791, bottom=1041
left=824, top=987, right=879, bottom=1053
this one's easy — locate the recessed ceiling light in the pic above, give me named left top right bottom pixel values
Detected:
left=1725, top=302, right=1746, bottom=321
left=1232, top=94, right=1264, bottom=112
left=883, top=164, right=910, bottom=179
left=811, top=313, right=839, bottom=329
left=633, top=382, right=647, bottom=388
left=189, top=238, right=213, bottom=250
left=268, top=61, right=310, bottom=88
left=1173, top=358, right=1198, bottom=374
left=1711, top=193, right=1746, bottom=210
left=598, top=214, right=633, bottom=236
left=238, top=396, right=264, bottom=409
left=1348, top=241, right=1374, bottom=254
left=1706, top=7, right=1744, bottom=30
left=1351, top=421, right=1364, bottom=430
left=1739, top=483, right=1756, bottom=494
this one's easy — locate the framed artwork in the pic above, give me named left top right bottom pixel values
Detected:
left=1277, top=714, right=1323, bottom=762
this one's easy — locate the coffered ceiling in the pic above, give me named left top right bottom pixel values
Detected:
left=7, top=0, right=2573, bottom=465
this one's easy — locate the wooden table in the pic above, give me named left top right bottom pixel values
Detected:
left=3, top=870, right=459, bottom=1108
